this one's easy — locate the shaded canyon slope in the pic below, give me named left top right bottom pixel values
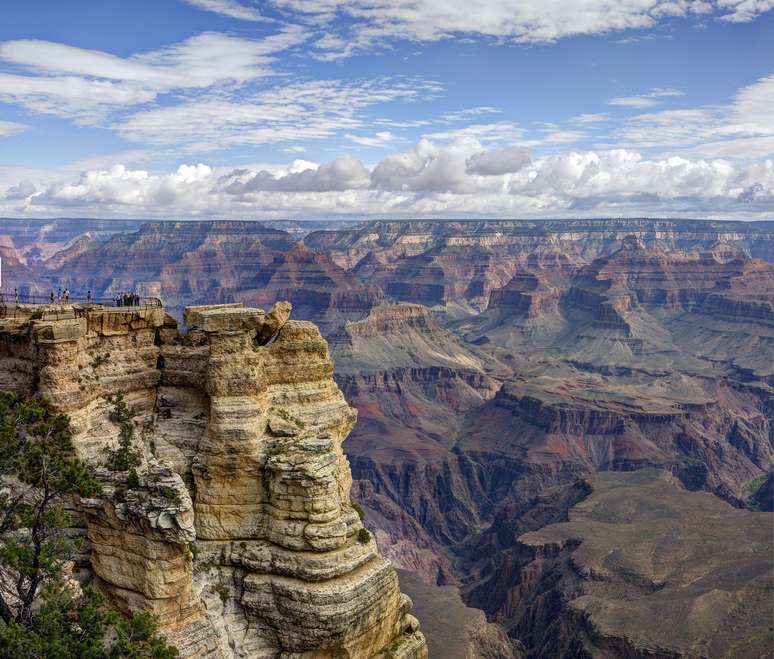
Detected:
left=493, top=469, right=772, bottom=658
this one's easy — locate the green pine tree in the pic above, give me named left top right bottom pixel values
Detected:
left=0, top=390, right=178, bottom=658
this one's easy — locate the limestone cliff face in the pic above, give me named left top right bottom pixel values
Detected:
left=0, top=301, right=427, bottom=659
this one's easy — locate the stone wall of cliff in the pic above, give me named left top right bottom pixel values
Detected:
left=0, top=301, right=427, bottom=659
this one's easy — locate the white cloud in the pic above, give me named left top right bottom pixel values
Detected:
left=3, top=141, right=773, bottom=219
left=614, top=73, right=774, bottom=158
left=727, top=73, right=774, bottom=135
left=4, top=180, right=37, bottom=200
left=466, top=146, right=531, bottom=175
left=370, top=138, right=484, bottom=193
left=440, top=107, right=502, bottom=123
left=269, top=0, right=765, bottom=56
left=311, top=33, right=359, bottom=61
left=569, top=113, right=610, bottom=125
left=0, top=120, right=29, bottom=137
left=684, top=136, right=774, bottom=159
left=181, top=0, right=263, bottom=21
left=716, top=0, right=774, bottom=21
left=26, top=163, right=216, bottom=211
left=542, top=129, right=588, bottom=144
left=423, top=121, right=528, bottom=144
left=617, top=108, right=724, bottom=147
left=346, top=131, right=394, bottom=147
left=608, top=87, right=684, bottom=108
left=0, top=28, right=308, bottom=123
left=221, top=154, right=370, bottom=192
left=0, top=73, right=156, bottom=123
left=116, top=78, right=433, bottom=150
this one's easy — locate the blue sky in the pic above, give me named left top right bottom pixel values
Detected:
left=0, top=0, right=773, bottom=219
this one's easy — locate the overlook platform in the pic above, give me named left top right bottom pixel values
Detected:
left=0, top=295, right=162, bottom=321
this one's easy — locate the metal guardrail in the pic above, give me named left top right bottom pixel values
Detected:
left=0, top=293, right=162, bottom=319
left=0, top=293, right=161, bottom=308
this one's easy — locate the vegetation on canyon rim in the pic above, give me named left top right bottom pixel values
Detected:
left=0, top=390, right=177, bottom=658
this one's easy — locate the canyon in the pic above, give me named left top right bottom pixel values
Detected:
left=1, top=217, right=772, bottom=657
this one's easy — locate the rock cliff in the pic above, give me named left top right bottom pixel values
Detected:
left=0, top=301, right=426, bottom=658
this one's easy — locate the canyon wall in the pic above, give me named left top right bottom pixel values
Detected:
left=487, top=470, right=773, bottom=658
left=0, top=301, right=426, bottom=659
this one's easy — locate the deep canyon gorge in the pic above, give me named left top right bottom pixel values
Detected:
left=1, top=217, right=772, bottom=658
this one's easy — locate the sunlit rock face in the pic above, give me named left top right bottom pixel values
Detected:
left=0, top=301, right=427, bottom=659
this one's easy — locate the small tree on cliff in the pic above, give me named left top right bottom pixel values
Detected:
left=0, top=390, right=99, bottom=624
left=0, top=390, right=177, bottom=658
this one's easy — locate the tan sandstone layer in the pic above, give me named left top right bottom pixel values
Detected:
left=0, top=301, right=426, bottom=659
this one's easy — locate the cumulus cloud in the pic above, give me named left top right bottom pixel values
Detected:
left=7, top=140, right=771, bottom=219
left=28, top=164, right=215, bottom=210
left=221, top=155, right=370, bottom=193
left=4, top=180, right=37, bottom=200
left=370, top=139, right=485, bottom=193
left=466, top=146, right=531, bottom=176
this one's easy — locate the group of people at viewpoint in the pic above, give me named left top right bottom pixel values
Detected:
left=43, top=288, right=141, bottom=306
left=48, top=288, right=71, bottom=303
left=3, top=287, right=143, bottom=306
left=114, top=292, right=141, bottom=306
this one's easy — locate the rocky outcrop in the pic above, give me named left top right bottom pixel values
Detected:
left=487, top=272, right=564, bottom=319
left=0, top=301, right=426, bottom=658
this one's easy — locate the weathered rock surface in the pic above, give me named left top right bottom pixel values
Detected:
left=0, top=301, right=426, bottom=658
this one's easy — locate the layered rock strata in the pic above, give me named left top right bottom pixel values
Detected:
left=0, top=301, right=426, bottom=658
left=483, top=470, right=773, bottom=658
